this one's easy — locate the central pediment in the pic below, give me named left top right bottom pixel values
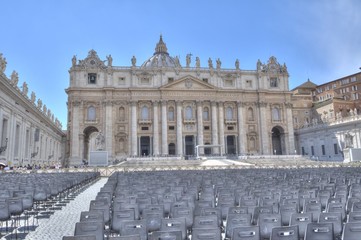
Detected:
left=160, top=75, right=217, bottom=90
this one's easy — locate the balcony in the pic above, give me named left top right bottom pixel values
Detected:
left=224, top=119, right=237, bottom=125
left=138, top=119, right=152, bottom=125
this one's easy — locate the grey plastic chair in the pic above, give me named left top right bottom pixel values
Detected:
left=232, top=225, right=261, bottom=240
left=305, top=222, right=334, bottom=240
left=191, top=227, right=221, bottom=240
left=270, top=225, right=299, bottom=240
left=225, top=213, right=252, bottom=238
left=74, top=221, right=104, bottom=240
left=341, top=222, right=361, bottom=240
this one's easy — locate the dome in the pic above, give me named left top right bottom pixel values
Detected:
left=141, top=35, right=181, bottom=69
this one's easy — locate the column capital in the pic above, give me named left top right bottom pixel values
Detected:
left=196, top=100, right=203, bottom=106
left=211, top=101, right=218, bottom=107
left=130, top=100, right=137, bottom=106
left=152, top=100, right=159, bottom=106
left=161, top=100, right=167, bottom=106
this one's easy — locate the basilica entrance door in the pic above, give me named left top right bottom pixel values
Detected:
left=226, top=135, right=236, bottom=154
left=140, top=136, right=150, bottom=156
left=272, top=127, right=283, bottom=155
left=185, top=135, right=195, bottom=156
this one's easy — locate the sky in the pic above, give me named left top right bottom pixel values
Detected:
left=1, top=0, right=360, bottom=129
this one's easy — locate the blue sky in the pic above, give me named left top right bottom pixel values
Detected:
left=1, top=0, right=360, bottom=129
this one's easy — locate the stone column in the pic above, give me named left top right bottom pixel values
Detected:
left=237, top=102, right=246, bottom=154
left=196, top=101, right=204, bottom=155
left=161, top=101, right=168, bottom=155
left=69, top=101, right=81, bottom=165
left=105, top=100, right=113, bottom=160
left=211, top=101, right=219, bottom=154
left=258, top=102, right=270, bottom=154
left=176, top=101, right=183, bottom=156
left=131, top=101, right=138, bottom=156
left=153, top=101, right=159, bottom=156
left=285, top=103, right=295, bottom=155
left=218, top=102, right=225, bottom=154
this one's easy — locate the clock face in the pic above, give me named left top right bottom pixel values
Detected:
left=90, top=59, right=96, bottom=65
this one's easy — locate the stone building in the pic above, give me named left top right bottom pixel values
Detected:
left=66, top=36, right=295, bottom=166
left=0, top=54, right=65, bottom=167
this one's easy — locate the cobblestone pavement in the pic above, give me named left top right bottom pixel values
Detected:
left=23, top=177, right=107, bottom=240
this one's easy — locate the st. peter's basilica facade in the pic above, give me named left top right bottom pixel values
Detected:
left=66, top=36, right=295, bottom=165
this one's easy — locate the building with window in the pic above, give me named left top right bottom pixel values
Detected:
left=0, top=54, right=65, bottom=167
left=66, top=36, right=295, bottom=165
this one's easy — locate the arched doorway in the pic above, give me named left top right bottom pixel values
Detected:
left=226, top=135, right=236, bottom=155
left=83, top=126, right=99, bottom=161
left=271, top=126, right=284, bottom=155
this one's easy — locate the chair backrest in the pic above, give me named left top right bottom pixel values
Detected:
left=232, top=226, right=261, bottom=240
left=111, top=209, right=135, bottom=232
left=259, top=213, right=281, bottom=240
left=352, top=201, right=361, bottom=212
left=225, top=213, right=252, bottom=238
left=120, top=219, right=147, bottom=240
left=0, top=201, right=10, bottom=221
left=305, top=222, right=334, bottom=240
left=304, top=202, right=321, bottom=222
left=290, top=212, right=312, bottom=239
left=280, top=203, right=297, bottom=226
left=149, top=230, right=182, bottom=240
left=193, top=215, right=218, bottom=229
left=191, top=228, right=221, bottom=240
left=63, top=236, right=96, bottom=240
left=170, top=206, right=193, bottom=229
left=271, top=225, right=299, bottom=240
left=80, top=211, right=104, bottom=222
left=161, top=217, right=187, bottom=240
left=319, top=212, right=342, bottom=237
left=74, top=221, right=104, bottom=240
left=7, top=197, right=23, bottom=215
left=109, top=234, right=141, bottom=240
left=348, top=211, right=361, bottom=222
left=342, top=222, right=361, bottom=240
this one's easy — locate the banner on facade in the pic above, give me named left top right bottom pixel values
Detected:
left=89, top=151, right=108, bottom=166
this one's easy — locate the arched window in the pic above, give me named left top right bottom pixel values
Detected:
left=141, top=106, right=149, bottom=120
left=226, top=107, right=233, bottom=120
left=247, top=107, right=254, bottom=121
left=203, top=107, right=209, bottom=120
left=119, top=107, right=125, bottom=121
left=185, top=106, right=193, bottom=120
left=87, top=106, right=96, bottom=121
left=168, top=107, right=174, bottom=121
left=272, top=107, right=281, bottom=121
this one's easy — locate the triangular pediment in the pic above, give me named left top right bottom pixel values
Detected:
left=160, top=75, right=217, bottom=90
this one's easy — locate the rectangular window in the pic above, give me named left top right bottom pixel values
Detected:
left=168, top=78, right=174, bottom=83
left=333, top=83, right=337, bottom=88
left=301, top=147, right=305, bottom=155
left=334, top=143, right=338, bottom=154
left=141, top=127, right=149, bottom=131
left=15, top=124, right=20, bottom=157
left=168, top=126, right=175, bottom=130
left=351, top=76, right=357, bottom=82
left=88, top=73, right=97, bottom=84
left=204, top=126, right=210, bottom=130
left=270, top=77, right=278, bottom=87
left=202, top=78, right=208, bottom=83
left=321, top=145, right=325, bottom=155
left=311, top=146, right=314, bottom=155
left=227, top=126, right=234, bottom=130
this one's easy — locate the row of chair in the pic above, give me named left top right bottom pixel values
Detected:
left=68, top=167, right=361, bottom=239
left=0, top=172, right=99, bottom=239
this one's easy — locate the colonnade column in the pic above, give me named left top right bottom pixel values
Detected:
left=258, top=102, right=270, bottom=154
left=131, top=101, right=138, bottom=156
left=105, top=100, right=113, bottom=160
left=196, top=101, right=204, bottom=155
left=211, top=101, right=219, bottom=154
left=70, top=101, right=81, bottom=165
left=237, top=101, right=246, bottom=154
left=161, top=101, right=168, bottom=155
left=285, top=103, right=295, bottom=155
left=218, top=102, right=225, bottom=154
left=153, top=101, right=159, bottom=156
left=176, top=101, right=183, bottom=156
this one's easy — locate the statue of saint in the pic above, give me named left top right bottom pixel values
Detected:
left=186, top=54, right=191, bottom=67
left=216, top=58, right=221, bottom=69
left=43, top=105, right=47, bottom=114
left=37, top=98, right=43, bottom=109
left=22, top=82, right=28, bottom=95
left=257, top=59, right=262, bottom=70
left=107, top=55, right=113, bottom=66
left=195, top=57, right=200, bottom=68
left=11, top=70, right=19, bottom=86
left=95, top=131, right=105, bottom=150
left=235, top=59, right=240, bottom=70
left=208, top=58, right=213, bottom=69
left=31, top=91, right=36, bottom=103
left=174, top=56, right=180, bottom=67
left=0, top=53, right=7, bottom=73
left=131, top=56, right=136, bottom=67
left=72, top=55, right=77, bottom=67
